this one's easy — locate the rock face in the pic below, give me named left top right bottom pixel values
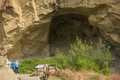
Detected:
left=0, top=0, right=120, bottom=59
left=0, top=56, right=18, bottom=80
left=0, top=67, right=18, bottom=80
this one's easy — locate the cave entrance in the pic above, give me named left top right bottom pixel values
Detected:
left=49, top=13, right=99, bottom=56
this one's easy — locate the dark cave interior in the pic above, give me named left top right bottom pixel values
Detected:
left=49, top=13, right=100, bottom=56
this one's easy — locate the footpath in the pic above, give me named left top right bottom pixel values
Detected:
left=18, top=74, right=40, bottom=80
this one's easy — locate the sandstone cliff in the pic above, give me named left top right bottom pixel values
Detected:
left=0, top=56, right=18, bottom=80
left=0, top=0, right=120, bottom=59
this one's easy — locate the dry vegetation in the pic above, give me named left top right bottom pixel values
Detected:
left=50, top=69, right=120, bottom=80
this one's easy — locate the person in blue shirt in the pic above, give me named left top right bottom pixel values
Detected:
left=15, top=60, right=20, bottom=73
left=10, top=61, right=16, bottom=72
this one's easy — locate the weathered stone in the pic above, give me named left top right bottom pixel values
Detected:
left=0, top=56, right=18, bottom=80
left=0, top=56, right=6, bottom=66
left=0, top=67, right=18, bottom=80
left=0, top=0, right=119, bottom=58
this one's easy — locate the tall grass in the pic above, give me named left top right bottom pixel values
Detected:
left=19, top=38, right=113, bottom=75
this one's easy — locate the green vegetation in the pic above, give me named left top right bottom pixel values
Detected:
left=19, top=38, right=113, bottom=75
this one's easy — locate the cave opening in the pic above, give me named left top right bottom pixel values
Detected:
left=49, top=13, right=100, bottom=56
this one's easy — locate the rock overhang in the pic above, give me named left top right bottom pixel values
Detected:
left=0, top=0, right=119, bottom=58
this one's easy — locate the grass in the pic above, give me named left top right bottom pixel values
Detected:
left=19, top=38, right=114, bottom=75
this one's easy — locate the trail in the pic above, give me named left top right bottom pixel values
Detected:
left=18, top=74, right=61, bottom=80
left=18, top=74, right=40, bottom=80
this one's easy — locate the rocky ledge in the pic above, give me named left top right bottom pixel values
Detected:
left=0, top=0, right=119, bottom=59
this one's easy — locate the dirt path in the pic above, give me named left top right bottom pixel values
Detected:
left=18, top=74, right=40, bottom=80
left=18, top=74, right=61, bottom=80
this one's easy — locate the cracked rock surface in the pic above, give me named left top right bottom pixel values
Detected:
left=0, top=0, right=119, bottom=59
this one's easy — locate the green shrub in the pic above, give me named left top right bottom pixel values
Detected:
left=19, top=58, right=53, bottom=73
left=19, top=38, right=113, bottom=75
left=68, top=38, right=113, bottom=75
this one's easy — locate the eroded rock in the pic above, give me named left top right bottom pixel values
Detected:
left=0, top=67, right=18, bottom=80
left=0, top=56, right=18, bottom=80
left=0, top=0, right=119, bottom=59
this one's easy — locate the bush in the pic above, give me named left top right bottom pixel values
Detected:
left=19, top=58, right=54, bottom=73
left=19, top=38, right=113, bottom=75
left=68, top=38, right=113, bottom=75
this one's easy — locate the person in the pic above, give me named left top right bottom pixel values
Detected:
left=15, top=60, right=20, bottom=73
left=10, top=61, right=15, bottom=72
